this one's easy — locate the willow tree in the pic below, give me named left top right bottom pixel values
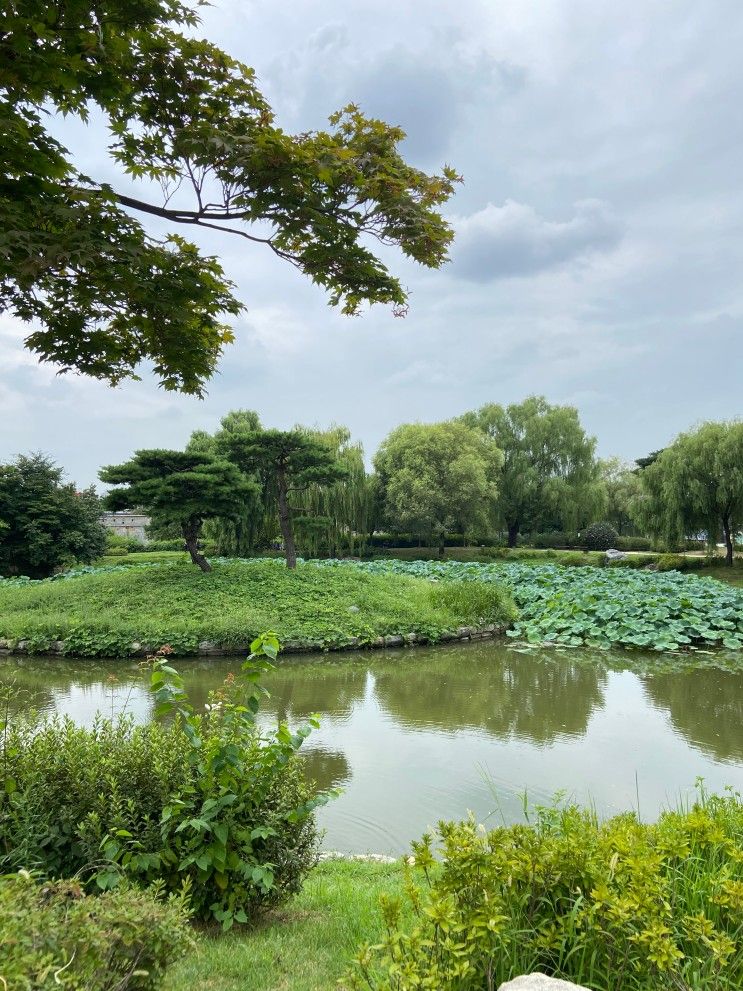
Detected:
left=293, top=425, right=374, bottom=558
left=635, top=421, right=743, bottom=565
left=100, top=449, right=256, bottom=571
left=462, top=397, right=603, bottom=546
left=2, top=1, right=459, bottom=393
left=374, top=420, right=502, bottom=556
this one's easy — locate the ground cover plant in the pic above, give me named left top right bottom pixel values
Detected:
left=347, top=789, right=743, bottom=991
left=0, top=872, right=192, bottom=991
left=0, top=637, right=328, bottom=928
left=324, top=560, right=743, bottom=651
left=0, top=559, right=515, bottom=657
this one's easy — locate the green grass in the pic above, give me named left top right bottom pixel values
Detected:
left=164, top=860, right=404, bottom=991
left=0, top=559, right=516, bottom=657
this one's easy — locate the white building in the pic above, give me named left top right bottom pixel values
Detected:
left=100, top=511, right=151, bottom=543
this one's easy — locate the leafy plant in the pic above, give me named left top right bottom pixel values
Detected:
left=348, top=789, right=743, bottom=991
left=322, top=559, right=743, bottom=652
left=582, top=521, right=620, bottom=550
left=0, top=636, right=332, bottom=927
left=0, top=871, right=192, bottom=991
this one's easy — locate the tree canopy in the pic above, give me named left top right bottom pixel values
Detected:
left=0, top=453, right=106, bottom=578
left=374, top=421, right=502, bottom=554
left=219, top=429, right=347, bottom=568
left=99, top=449, right=256, bottom=571
left=599, top=457, right=643, bottom=536
left=635, top=421, right=743, bottom=565
left=462, top=397, right=603, bottom=546
left=1, top=0, right=459, bottom=394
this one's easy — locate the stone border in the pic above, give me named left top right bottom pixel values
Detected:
left=0, top=624, right=508, bottom=658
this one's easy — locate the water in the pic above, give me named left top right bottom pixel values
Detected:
left=3, top=643, right=743, bottom=854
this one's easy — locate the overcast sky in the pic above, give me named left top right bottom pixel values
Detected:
left=3, top=0, right=742, bottom=487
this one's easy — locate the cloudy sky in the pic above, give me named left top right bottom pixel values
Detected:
left=3, top=0, right=742, bottom=487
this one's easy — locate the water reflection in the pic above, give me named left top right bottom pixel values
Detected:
left=2, top=644, right=743, bottom=853
left=371, top=647, right=606, bottom=743
left=642, top=669, right=743, bottom=764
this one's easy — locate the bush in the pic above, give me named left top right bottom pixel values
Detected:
left=0, top=638, right=327, bottom=927
left=528, top=532, right=581, bottom=549
left=105, top=532, right=146, bottom=553
left=349, top=791, right=743, bottom=991
left=582, top=521, right=620, bottom=551
left=0, top=872, right=192, bottom=991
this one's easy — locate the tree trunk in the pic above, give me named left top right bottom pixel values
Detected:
left=277, top=467, right=297, bottom=569
left=722, top=515, right=734, bottom=567
left=507, top=521, right=520, bottom=548
left=182, top=520, right=211, bottom=572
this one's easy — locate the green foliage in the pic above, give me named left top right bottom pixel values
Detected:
left=100, top=449, right=257, bottom=571
left=0, top=453, right=106, bottom=578
left=0, top=559, right=516, bottom=656
left=349, top=790, right=743, bottom=991
left=583, top=520, right=620, bottom=550
left=0, top=637, right=328, bottom=927
left=599, top=456, right=644, bottom=536
left=105, top=532, right=147, bottom=553
left=1, top=1, right=458, bottom=392
left=326, top=559, right=743, bottom=651
left=219, top=428, right=350, bottom=568
left=0, top=872, right=192, bottom=991
left=461, top=396, right=604, bottom=546
left=636, top=421, right=743, bottom=565
left=374, top=421, right=502, bottom=550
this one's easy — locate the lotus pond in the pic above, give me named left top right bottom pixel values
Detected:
left=4, top=639, right=743, bottom=854
left=325, top=559, right=743, bottom=650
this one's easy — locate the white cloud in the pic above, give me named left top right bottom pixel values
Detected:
left=452, top=199, right=623, bottom=281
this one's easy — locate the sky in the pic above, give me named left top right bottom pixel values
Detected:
left=3, top=0, right=742, bottom=488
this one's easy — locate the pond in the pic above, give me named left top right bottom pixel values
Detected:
left=3, top=642, right=743, bottom=854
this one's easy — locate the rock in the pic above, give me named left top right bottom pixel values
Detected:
left=198, top=640, right=223, bottom=655
left=605, top=548, right=626, bottom=561
left=347, top=605, right=360, bottom=613
left=384, top=634, right=404, bottom=647
left=497, top=976, right=591, bottom=991
left=16, top=640, right=28, bottom=652
left=457, top=626, right=472, bottom=639
left=405, top=632, right=418, bottom=644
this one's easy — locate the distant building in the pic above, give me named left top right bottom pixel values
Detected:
left=100, top=511, right=151, bottom=543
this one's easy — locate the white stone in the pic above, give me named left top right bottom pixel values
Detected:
left=605, top=548, right=626, bottom=560
left=497, top=975, right=591, bottom=991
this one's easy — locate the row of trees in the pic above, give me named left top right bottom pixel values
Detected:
left=1, top=401, right=740, bottom=577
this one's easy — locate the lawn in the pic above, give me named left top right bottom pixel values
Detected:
left=0, top=558, right=516, bottom=656
left=163, top=860, right=404, bottom=991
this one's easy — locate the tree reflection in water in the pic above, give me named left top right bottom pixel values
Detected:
left=642, top=668, right=743, bottom=764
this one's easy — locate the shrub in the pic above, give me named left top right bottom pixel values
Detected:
left=105, top=532, right=146, bottom=553
left=0, top=637, right=329, bottom=927
left=104, top=545, right=129, bottom=557
left=349, top=791, right=743, bottom=991
left=528, top=532, right=581, bottom=549
left=581, top=521, right=619, bottom=551
left=0, top=871, right=192, bottom=991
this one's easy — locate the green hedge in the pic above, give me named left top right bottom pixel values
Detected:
left=0, top=872, right=192, bottom=991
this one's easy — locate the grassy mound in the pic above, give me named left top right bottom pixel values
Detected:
left=0, top=559, right=516, bottom=657
left=325, top=559, right=743, bottom=651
